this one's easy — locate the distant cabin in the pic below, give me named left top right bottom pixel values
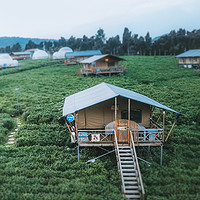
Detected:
left=176, top=49, right=200, bottom=69
left=65, top=50, right=102, bottom=65
left=10, top=52, right=31, bottom=60
left=80, top=54, right=125, bottom=76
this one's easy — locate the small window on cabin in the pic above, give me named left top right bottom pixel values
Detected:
left=121, top=109, right=142, bottom=123
left=180, top=58, right=185, bottom=63
left=190, top=58, right=197, bottom=62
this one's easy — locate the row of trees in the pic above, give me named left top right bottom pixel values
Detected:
left=1, top=28, right=200, bottom=56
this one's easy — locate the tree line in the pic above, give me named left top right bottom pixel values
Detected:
left=0, top=28, right=200, bottom=56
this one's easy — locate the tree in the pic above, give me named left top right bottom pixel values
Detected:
left=25, top=40, right=38, bottom=50
left=94, top=28, right=106, bottom=52
left=11, top=43, right=22, bottom=52
left=105, top=35, right=121, bottom=55
left=122, top=27, right=132, bottom=55
left=58, top=37, right=67, bottom=47
left=145, top=32, right=152, bottom=55
left=5, top=46, right=11, bottom=53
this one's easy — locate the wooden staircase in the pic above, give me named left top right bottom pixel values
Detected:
left=114, top=131, right=145, bottom=200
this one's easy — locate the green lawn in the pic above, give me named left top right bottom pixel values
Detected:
left=0, top=56, right=199, bottom=200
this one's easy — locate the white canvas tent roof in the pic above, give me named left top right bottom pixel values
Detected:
left=0, top=53, right=19, bottom=67
left=32, top=49, right=49, bottom=60
left=53, top=47, right=73, bottom=59
left=63, top=82, right=179, bottom=117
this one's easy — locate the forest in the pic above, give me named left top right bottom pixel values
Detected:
left=0, top=28, right=200, bottom=56
left=0, top=56, right=200, bottom=199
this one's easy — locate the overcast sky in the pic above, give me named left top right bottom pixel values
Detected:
left=0, top=0, right=199, bottom=39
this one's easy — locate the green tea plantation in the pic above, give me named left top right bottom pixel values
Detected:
left=0, top=56, right=199, bottom=200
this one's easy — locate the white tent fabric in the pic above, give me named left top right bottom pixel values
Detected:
left=53, top=47, right=73, bottom=60
left=0, top=53, right=19, bottom=67
left=63, top=82, right=179, bottom=117
left=32, top=49, right=49, bottom=60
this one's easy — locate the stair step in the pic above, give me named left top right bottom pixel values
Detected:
left=124, top=181, right=138, bottom=185
left=122, top=173, right=136, bottom=176
left=119, top=150, right=131, bottom=152
left=122, top=169, right=136, bottom=172
left=8, top=135, right=15, bottom=137
left=124, top=177, right=137, bottom=180
left=7, top=141, right=14, bottom=144
left=121, top=165, right=135, bottom=168
left=120, top=161, right=134, bottom=164
left=8, top=138, right=15, bottom=141
left=125, top=186, right=139, bottom=189
left=118, top=146, right=130, bottom=148
left=125, top=190, right=140, bottom=194
left=119, top=153, right=132, bottom=155
left=125, top=194, right=141, bottom=199
left=120, top=157, right=133, bottom=161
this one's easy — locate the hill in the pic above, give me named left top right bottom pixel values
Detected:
left=0, top=36, right=55, bottom=49
left=0, top=57, right=199, bottom=200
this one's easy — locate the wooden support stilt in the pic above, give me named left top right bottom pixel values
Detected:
left=77, top=144, right=80, bottom=162
left=160, top=144, right=163, bottom=167
left=65, top=122, right=76, bottom=143
left=156, top=111, right=163, bottom=124
left=162, top=110, right=165, bottom=142
left=165, top=120, right=176, bottom=142
left=115, top=97, right=117, bottom=135
left=128, top=98, right=130, bottom=143
left=75, top=113, right=79, bottom=144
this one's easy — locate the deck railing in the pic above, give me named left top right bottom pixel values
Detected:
left=113, top=130, right=125, bottom=192
left=77, top=128, right=162, bottom=144
left=81, top=66, right=124, bottom=75
left=133, top=128, right=163, bottom=143
left=130, top=130, right=145, bottom=199
left=78, top=130, right=114, bottom=143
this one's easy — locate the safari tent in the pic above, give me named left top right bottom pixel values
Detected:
left=80, top=54, right=125, bottom=75
left=32, top=49, right=49, bottom=60
left=53, top=47, right=73, bottom=60
left=0, top=53, right=19, bottom=68
left=62, top=82, right=178, bottom=147
left=62, top=82, right=179, bottom=199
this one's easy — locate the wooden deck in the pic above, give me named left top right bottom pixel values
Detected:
left=80, top=66, right=124, bottom=75
left=76, top=129, right=163, bottom=147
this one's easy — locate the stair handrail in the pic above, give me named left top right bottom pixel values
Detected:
left=114, top=130, right=125, bottom=193
left=130, top=130, right=145, bottom=199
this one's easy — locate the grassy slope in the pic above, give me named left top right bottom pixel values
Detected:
left=0, top=56, right=200, bottom=200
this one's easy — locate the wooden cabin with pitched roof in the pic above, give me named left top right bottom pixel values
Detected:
left=65, top=50, right=102, bottom=65
left=176, top=49, right=200, bottom=69
left=80, top=54, right=125, bottom=75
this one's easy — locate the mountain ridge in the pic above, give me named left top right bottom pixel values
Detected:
left=0, top=36, right=56, bottom=49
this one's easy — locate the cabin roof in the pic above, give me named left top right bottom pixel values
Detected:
left=62, top=82, right=179, bottom=117
left=80, top=54, right=125, bottom=64
left=66, top=50, right=101, bottom=58
left=176, top=49, right=200, bottom=57
left=11, top=52, right=31, bottom=55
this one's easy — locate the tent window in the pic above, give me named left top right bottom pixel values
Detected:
left=121, top=109, right=142, bottom=123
